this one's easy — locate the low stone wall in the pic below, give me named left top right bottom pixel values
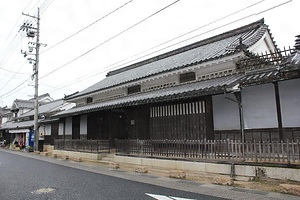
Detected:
left=43, top=145, right=54, bottom=153
left=113, top=155, right=300, bottom=182
left=46, top=149, right=300, bottom=182
left=52, top=150, right=103, bottom=160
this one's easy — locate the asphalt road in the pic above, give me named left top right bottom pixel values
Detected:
left=0, top=149, right=224, bottom=200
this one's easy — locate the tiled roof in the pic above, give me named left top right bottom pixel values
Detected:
left=240, top=64, right=300, bottom=87
left=240, top=68, right=280, bottom=86
left=12, top=93, right=53, bottom=110
left=13, top=99, right=34, bottom=109
left=19, top=99, right=65, bottom=118
left=0, top=120, right=34, bottom=130
left=69, top=19, right=268, bottom=99
left=54, top=74, right=244, bottom=118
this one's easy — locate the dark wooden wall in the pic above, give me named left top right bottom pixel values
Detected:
left=44, top=122, right=59, bottom=145
left=67, top=97, right=216, bottom=141
left=72, top=115, right=80, bottom=139
left=109, top=110, right=127, bottom=140
left=149, top=98, right=213, bottom=140
left=127, top=108, right=150, bottom=139
left=87, top=112, right=109, bottom=140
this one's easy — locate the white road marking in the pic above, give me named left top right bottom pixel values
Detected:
left=31, top=188, right=55, bottom=194
left=146, top=193, right=174, bottom=200
left=170, top=197, right=196, bottom=200
left=145, top=193, right=196, bottom=200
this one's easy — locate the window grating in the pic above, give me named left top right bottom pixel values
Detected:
left=150, top=101, right=205, bottom=117
left=86, top=97, right=93, bottom=104
left=180, top=72, right=196, bottom=83
left=128, top=85, right=141, bottom=95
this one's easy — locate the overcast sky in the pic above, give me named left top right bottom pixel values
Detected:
left=0, top=0, right=298, bottom=107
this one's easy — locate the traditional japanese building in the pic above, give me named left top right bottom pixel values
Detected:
left=0, top=95, right=73, bottom=150
left=53, top=19, right=300, bottom=146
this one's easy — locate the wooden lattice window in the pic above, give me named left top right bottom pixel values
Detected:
left=180, top=72, right=196, bottom=83
left=128, top=85, right=141, bottom=95
left=86, top=97, right=93, bottom=104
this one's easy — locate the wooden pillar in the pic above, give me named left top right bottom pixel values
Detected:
left=273, top=82, right=283, bottom=141
left=234, top=91, right=245, bottom=143
left=205, top=96, right=214, bottom=140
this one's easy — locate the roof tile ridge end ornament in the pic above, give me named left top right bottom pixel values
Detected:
left=106, top=18, right=265, bottom=78
left=64, top=91, right=79, bottom=100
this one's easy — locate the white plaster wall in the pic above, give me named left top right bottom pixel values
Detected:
left=195, top=61, right=234, bottom=76
left=249, top=32, right=276, bottom=54
left=213, top=93, right=240, bottom=130
left=242, top=83, right=277, bottom=129
left=94, top=88, right=126, bottom=100
left=58, top=122, right=64, bottom=136
left=142, top=75, right=178, bottom=88
left=65, top=117, right=72, bottom=135
left=45, top=124, right=51, bottom=136
left=279, top=78, right=300, bottom=127
left=80, top=115, right=87, bottom=135
left=72, top=58, right=237, bottom=105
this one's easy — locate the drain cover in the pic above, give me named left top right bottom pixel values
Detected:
left=31, top=188, right=55, bottom=194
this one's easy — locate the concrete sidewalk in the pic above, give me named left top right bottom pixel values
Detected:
left=1, top=148, right=299, bottom=200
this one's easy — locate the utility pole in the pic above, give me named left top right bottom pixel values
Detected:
left=20, top=8, right=45, bottom=152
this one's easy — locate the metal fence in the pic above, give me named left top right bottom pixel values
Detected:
left=116, top=139, right=300, bottom=164
left=54, top=139, right=110, bottom=153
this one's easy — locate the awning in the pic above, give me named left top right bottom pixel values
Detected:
left=9, top=129, right=29, bottom=133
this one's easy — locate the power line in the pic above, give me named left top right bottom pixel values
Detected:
left=23, top=0, right=35, bottom=12
left=0, top=0, right=45, bottom=78
left=105, top=0, right=293, bottom=72
left=39, top=0, right=180, bottom=80
left=0, top=33, right=22, bottom=66
left=40, top=0, right=292, bottom=96
left=27, top=0, right=42, bottom=14
left=0, top=61, right=28, bottom=92
left=104, top=0, right=267, bottom=72
left=0, top=64, right=29, bottom=74
left=0, top=0, right=35, bottom=56
left=0, top=78, right=30, bottom=98
left=42, top=0, right=133, bottom=53
left=4, top=0, right=292, bottom=102
left=42, top=1, right=89, bottom=42
left=40, top=0, right=55, bottom=14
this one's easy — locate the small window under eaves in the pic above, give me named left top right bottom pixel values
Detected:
left=128, top=85, right=141, bottom=95
left=180, top=72, right=196, bottom=83
left=86, top=97, right=93, bottom=104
